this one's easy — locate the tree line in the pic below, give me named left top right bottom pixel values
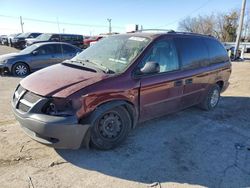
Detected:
left=178, top=10, right=250, bottom=42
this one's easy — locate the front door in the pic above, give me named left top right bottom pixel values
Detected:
left=30, top=44, right=59, bottom=70
left=137, top=38, right=183, bottom=121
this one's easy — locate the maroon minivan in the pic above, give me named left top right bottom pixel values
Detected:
left=12, top=31, right=231, bottom=150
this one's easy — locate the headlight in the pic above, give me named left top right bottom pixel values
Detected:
left=43, top=98, right=82, bottom=116
left=0, top=59, right=8, bottom=64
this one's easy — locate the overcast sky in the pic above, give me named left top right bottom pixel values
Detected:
left=0, top=0, right=248, bottom=35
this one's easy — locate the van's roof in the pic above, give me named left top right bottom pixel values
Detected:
left=119, top=31, right=214, bottom=40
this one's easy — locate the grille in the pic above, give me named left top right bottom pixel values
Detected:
left=16, top=85, right=24, bottom=94
left=14, top=85, right=43, bottom=113
left=18, top=103, right=30, bottom=112
left=23, top=91, right=42, bottom=104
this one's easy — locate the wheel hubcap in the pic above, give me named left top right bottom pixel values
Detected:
left=210, top=89, right=219, bottom=107
left=15, top=65, right=27, bottom=76
left=98, top=112, right=122, bottom=140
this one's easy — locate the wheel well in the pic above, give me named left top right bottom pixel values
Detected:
left=121, top=102, right=138, bottom=129
left=83, top=100, right=138, bottom=129
left=12, top=62, right=30, bottom=72
left=216, top=81, right=224, bottom=90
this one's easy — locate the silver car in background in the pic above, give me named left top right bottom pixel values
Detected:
left=0, top=42, right=82, bottom=76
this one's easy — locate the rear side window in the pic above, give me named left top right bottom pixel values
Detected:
left=174, top=37, right=209, bottom=69
left=61, top=44, right=76, bottom=53
left=204, top=38, right=229, bottom=64
left=61, top=35, right=72, bottom=41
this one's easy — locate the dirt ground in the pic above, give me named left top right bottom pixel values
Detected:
left=0, top=45, right=250, bottom=188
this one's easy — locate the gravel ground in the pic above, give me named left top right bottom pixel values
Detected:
left=0, top=45, right=250, bottom=188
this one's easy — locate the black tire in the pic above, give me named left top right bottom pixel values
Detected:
left=90, top=106, right=131, bottom=150
left=199, top=85, right=221, bottom=111
left=12, top=63, right=30, bottom=77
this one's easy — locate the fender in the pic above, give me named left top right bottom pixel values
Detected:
left=82, top=100, right=138, bottom=129
left=80, top=100, right=138, bottom=149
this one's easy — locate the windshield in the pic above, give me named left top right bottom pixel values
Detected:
left=19, top=44, right=39, bottom=54
left=17, top=33, right=30, bottom=38
left=73, top=35, right=150, bottom=73
left=36, top=33, right=52, bottom=41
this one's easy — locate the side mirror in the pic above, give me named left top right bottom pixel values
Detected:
left=139, top=61, right=160, bottom=75
left=32, top=50, right=38, bottom=55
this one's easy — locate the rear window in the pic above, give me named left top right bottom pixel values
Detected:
left=204, top=38, right=229, bottom=64
left=174, top=37, right=209, bottom=69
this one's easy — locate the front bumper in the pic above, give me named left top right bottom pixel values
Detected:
left=12, top=41, right=26, bottom=49
left=11, top=88, right=90, bottom=149
left=0, top=64, right=9, bottom=75
left=13, top=107, right=90, bottom=149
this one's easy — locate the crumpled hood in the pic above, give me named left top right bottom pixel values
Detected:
left=20, top=63, right=109, bottom=98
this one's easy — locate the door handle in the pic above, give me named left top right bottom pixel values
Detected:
left=174, top=80, right=183, bottom=87
left=185, top=78, right=193, bottom=85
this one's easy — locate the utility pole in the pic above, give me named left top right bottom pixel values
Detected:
left=20, top=16, right=24, bottom=33
left=234, top=0, right=246, bottom=60
left=107, top=18, right=112, bottom=34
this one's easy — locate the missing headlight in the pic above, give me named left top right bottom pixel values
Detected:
left=43, top=98, right=78, bottom=116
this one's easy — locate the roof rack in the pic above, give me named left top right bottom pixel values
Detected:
left=134, top=29, right=215, bottom=38
left=167, top=31, right=215, bottom=37
left=135, top=29, right=175, bottom=33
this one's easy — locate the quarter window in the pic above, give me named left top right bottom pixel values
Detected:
left=204, top=38, right=229, bottom=64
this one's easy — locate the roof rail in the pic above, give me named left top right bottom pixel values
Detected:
left=135, top=29, right=175, bottom=33
left=167, top=31, right=215, bottom=37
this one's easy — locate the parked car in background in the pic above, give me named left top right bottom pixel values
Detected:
left=0, top=42, right=81, bottom=76
left=8, top=33, right=21, bottom=47
left=26, top=33, right=84, bottom=48
left=12, top=31, right=231, bottom=150
left=0, top=35, right=8, bottom=45
left=12, top=32, right=42, bottom=49
left=83, top=35, right=103, bottom=48
left=0, top=35, right=6, bottom=44
left=228, top=47, right=241, bottom=60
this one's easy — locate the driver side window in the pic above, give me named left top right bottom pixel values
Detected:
left=37, top=45, right=54, bottom=55
left=139, top=39, right=179, bottom=73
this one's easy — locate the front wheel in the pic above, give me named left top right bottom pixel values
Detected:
left=90, top=106, right=131, bottom=150
left=12, top=63, right=30, bottom=77
left=199, top=85, right=221, bottom=111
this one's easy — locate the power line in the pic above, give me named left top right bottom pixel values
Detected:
left=0, top=14, right=124, bottom=29
left=155, top=0, right=212, bottom=28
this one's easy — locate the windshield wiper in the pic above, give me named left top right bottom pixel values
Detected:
left=69, top=59, right=85, bottom=65
left=82, top=59, right=114, bottom=74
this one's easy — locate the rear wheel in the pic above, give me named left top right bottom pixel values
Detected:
left=90, top=106, right=131, bottom=150
left=12, top=63, right=30, bottom=77
left=199, top=85, right=221, bottom=111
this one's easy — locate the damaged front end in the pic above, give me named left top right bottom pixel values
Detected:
left=12, top=84, right=91, bottom=149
